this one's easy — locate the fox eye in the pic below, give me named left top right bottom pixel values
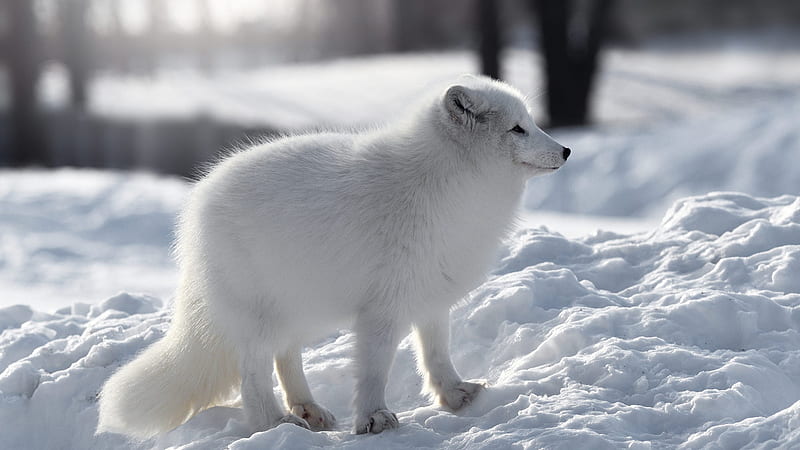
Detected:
left=510, top=125, right=526, bottom=134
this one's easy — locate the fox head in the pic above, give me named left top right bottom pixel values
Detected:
left=439, top=75, right=570, bottom=177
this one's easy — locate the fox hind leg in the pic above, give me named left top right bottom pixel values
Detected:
left=240, top=344, right=310, bottom=433
left=275, top=347, right=337, bottom=431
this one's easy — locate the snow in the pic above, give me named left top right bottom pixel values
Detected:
left=531, top=96, right=800, bottom=217
left=0, top=170, right=183, bottom=311
left=1, top=188, right=800, bottom=449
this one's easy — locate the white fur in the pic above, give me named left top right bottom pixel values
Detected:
left=96, top=75, right=567, bottom=438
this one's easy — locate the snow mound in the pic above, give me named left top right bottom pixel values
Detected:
left=1, top=192, right=800, bottom=449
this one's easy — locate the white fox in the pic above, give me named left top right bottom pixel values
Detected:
left=97, top=75, right=570, bottom=438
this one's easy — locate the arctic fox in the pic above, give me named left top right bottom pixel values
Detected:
left=97, top=75, right=569, bottom=438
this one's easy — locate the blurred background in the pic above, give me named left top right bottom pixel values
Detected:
left=2, top=0, right=799, bottom=175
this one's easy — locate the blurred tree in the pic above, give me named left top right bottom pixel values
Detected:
left=8, top=0, right=46, bottom=165
left=533, top=0, right=611, bottom=127
left=479, top=0, right=501, bottom=79
left=61, top=0, right=91, bottom=109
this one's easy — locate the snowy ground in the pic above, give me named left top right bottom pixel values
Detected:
left=534, top=93, right=800, bottom=218
left=0, top=170, right=183, bottom=311
left=2, top=31, right=800, bottom=449
left=1, top=188, right=799, bottom=449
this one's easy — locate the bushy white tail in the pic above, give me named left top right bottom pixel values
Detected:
left=97, top=304, right=239, bottom=439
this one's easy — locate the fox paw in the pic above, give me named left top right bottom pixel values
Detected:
left=354, top=409, right=398, bottom=434
left=441, top=381, right=485, bottom=410
left=290, top=402, right=336, bottom=431
left=278, top=413, right=311, bottom=430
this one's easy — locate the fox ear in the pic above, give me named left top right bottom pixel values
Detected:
left=444, top=85, right=485, bottom=128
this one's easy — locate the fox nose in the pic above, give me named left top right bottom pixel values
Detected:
left=562, top=147, right=571, bottom=160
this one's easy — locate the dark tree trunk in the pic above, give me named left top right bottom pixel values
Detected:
left=479, top=0, right=501, bottom=80
left=8, top=0, right=46, bottom=166
left=534, top=0, right=611, bottom=127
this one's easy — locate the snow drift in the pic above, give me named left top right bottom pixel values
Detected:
left=2, top=191, right=799, bottom=449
